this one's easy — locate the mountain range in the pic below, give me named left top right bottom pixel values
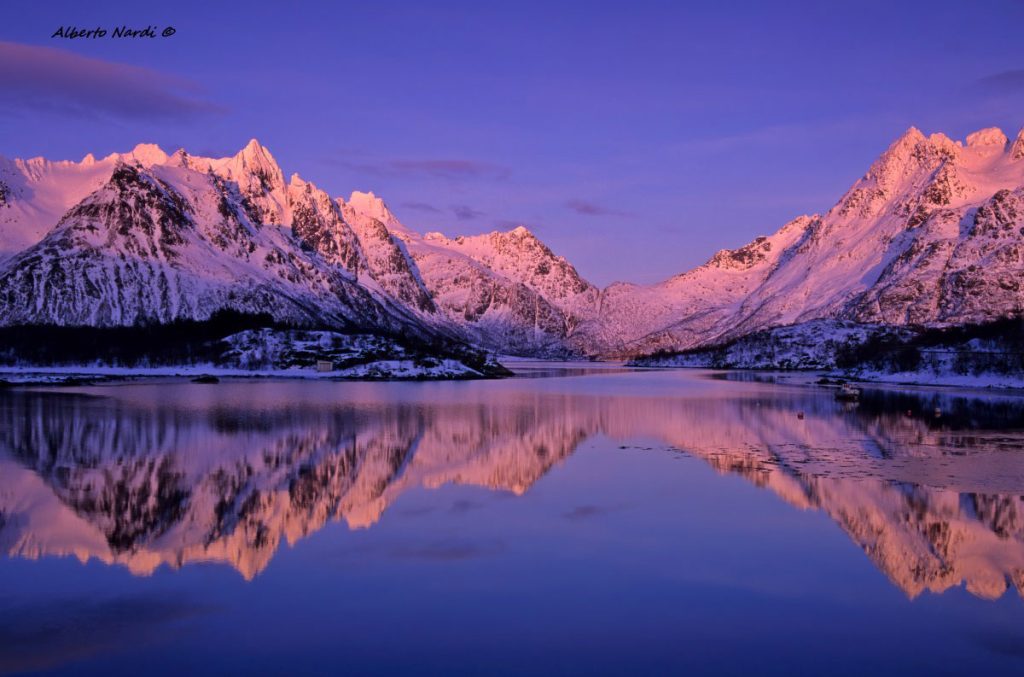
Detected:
left=2, top=125, right=1023, bottom=358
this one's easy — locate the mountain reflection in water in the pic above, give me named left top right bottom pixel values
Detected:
left=2, top=371, right=1024, bottom=601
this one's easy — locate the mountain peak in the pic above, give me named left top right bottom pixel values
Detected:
left=904, top=125, right=924, bottom=137
left=124, top=143, right=168, bottom=166
left=965, top=127, right=1008, bottom=150
left=233, top=138, right=278, bottom=167
left=347, top=190, right=397, bottom=224
left=1011, top=128, right=1024, bottom=160
left=875, top=126, right=928, bottom=164
left=240, top=137, right=266, bottom=154
left=220, top=138, right=284, bottom=191
left=857, top=126, right=932, bottom=194
left=896, top=126, right=926, bottom=146
left=927, top=132, right=959, bottom=152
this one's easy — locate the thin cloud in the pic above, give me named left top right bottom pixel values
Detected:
left=388, top=539, right=504, bottom=561
left=0, top=594, right=213, bottom=674
left=330, top=156, right=510, bottom=181
left=194, top=146, right=237, bottom=159
left=566, top=199, right=630, bottom=217
left=669, top=116, right=878, bottom=155
left=452, top=204, right=485, bottom=220
left=400, top=201, right=443, bottom=214
left=975, top=69, right=1024, bottom=92
left=563, top=503, right=628, bottom=521
left=450, top=499, right=484, bottom=513
left=391, top=159, right=510, bottom=180
left=0, top=41, right=223, bottom=120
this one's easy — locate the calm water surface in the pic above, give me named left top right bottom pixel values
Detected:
left=2, top=365, right=1024, bottom=675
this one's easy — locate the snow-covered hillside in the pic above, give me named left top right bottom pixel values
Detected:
left=595, top=126, right=1024, bottom=357
left=631, top=320, right=914, bottom=370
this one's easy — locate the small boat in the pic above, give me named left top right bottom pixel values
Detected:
left=835, top=384, right=861, bottom=402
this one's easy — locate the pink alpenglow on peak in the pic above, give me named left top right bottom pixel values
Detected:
left=965, top=127, right=1009, bottom=150
left=346, top=190, right=399, bottom=225
left=124, top=142, right=169, bottom=166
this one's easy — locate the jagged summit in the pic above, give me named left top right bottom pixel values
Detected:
left=221, top=138, right=284, bottom=183
left=240, top=138, right=278, bottom=167
left=508, top=224, right=536, bottom=238
left=124, top=142, right=169, bottom=166
left=965, top=127, right=1008, bottom=149
left=346, top=190, right=398, bottom=225
left=1010, top=127, right=1024, bottom=160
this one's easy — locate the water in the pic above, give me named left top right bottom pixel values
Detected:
left=2, top=365, right=1024, bottom=675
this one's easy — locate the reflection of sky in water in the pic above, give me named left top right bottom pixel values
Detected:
left=2, top=368, right=1024, bottom=674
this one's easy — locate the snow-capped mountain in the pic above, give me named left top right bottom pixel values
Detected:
left=391, top=221, right=598, bottom=355
left=0, top=143, right=172, bottom=259
left=0, top=148, right=419, bottom=334
left=0, top=140, right=597, bottom=356
left=590, top=126, right=1024, bottom=356
left=3, top=126, right=1024, bottom=359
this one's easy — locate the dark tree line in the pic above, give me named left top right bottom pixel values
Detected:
left=835, top=317, right=1024, bottom=374
left=0, top=309, right=512, bottom=377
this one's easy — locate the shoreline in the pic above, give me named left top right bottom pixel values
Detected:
left=3, top=361, right=1023, bottom=394
left=630, top=364, right=1024, bottom=395
left=0, top=361, right=504, bottom=385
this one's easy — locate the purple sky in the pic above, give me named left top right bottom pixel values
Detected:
left=3, top=1, right=1024, bottom=286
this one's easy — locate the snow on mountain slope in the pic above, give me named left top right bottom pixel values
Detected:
left=0, top=140, right=596, bottom=355
left=338, top=192, right=436, bottom=313
left=208, top=138, right=290, bottom=226
left=343, top=193, right=598, bottom=355
left=0, top=144, right=170, bottom=260
left=605, top=125, right=1024, bottom=357
left=408, top=240, right=575, bottom=355
left=424, top=226, right=597, bottom=305
left=585, top=215, right=814, bottom=355
left=630, top=319, right=912, bottom=370
left=0, top=159, right=419, bottom=333
left=725, top=126, right=1024, bottom=337
left=287, top=175, right=365, bottom=275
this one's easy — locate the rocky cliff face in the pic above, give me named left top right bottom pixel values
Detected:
left=337, top=192, right=436, bottom=314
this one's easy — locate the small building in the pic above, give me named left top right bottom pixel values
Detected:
left=315, top=360, right=334, bottom=372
